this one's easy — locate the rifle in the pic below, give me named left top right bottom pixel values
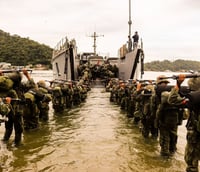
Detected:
left=0, top=69, right=32, bottom=74
left=136, top=79, right=156, bottom=84
left=155, top=85, right=191, bottom=97
left=45, top=80, right=72, bottom=86
left=1, top=98, right=21, bottom=102
left=159, top=73, right=200, bottom=80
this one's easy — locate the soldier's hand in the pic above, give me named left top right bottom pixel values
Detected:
left=23, top=69, right=30, bottom=80
left=176, top=74, right=185, bottom=88
left=5, top=97, right=11, bottom=104
left=23, top=69, right=28, bottom=76
left=182, top=98, right=189, bottom=105
left=0, top=71, right=3, bottom=76
left=136, top=83, right=142, bottom=91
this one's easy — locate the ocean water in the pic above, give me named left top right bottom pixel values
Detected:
left=0, top=70, right=193, bottom=172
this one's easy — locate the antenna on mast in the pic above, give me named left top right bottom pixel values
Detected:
left=88, top=32, right=104, bottom=55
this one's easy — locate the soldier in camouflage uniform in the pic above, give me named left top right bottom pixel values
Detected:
left=159, top=74, right=188, bottom=156
left=22, top=70, right=42, bottom=130
left=126, top=81, right=136, bottom=118
left=37, top=80, right=52, bottom=121
left=118, top=82, right=126, bottom=110
left=150, top=76, right=170, bottom=143
left=133, top=82, right=146, bottom=124
left=72, top=83, right=81, bottom=106
left=51, top=83, right=66, bottom=112
left=140, top=84, right=157, bottom=138
left=1, top=72, right=23, bottom=146
left=61, top=82, right=73, bottom=109
left=169, top=76, right=200, bottom=171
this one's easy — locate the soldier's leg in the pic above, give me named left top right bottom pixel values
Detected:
left=39, top=103, right=49, bottom=121
left=13, top=113, right=23, bottom=145
left=169, top=126, right=178, bottom=154
left=185, top=143, right=199, bottom=172
left=3, top=113, right=14, bottom=141
left=150, top=122, right=158, bottom=139
left=159, top=126, right=170, bottom=156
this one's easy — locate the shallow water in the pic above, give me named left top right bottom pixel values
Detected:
left=0, top=70, right=193, bottom=172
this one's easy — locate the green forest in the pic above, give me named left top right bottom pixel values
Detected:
left=144, top=59, right=200, bottom=72
left=0, top=29, right=53, bottom=68
left=1, top=29, right=200, bottom=72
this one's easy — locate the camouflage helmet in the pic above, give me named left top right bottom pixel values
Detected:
left=188, top=78, right=200, bottom=91
left=156, top=75, right=170, bottom=85
left=143, top=84, right=155, bottom=95
left=37, top=80, right=46, bottom=88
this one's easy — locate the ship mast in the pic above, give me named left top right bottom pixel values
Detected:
left=128, top=0, right=132, bottom=52
left=88, top=32, right=104, bottom=56
left=128, top=0, right=132, bottom=37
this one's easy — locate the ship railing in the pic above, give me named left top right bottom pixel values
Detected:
left=53, top=37, right=76, bottom=57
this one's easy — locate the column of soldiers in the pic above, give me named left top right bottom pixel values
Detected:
left=106, top=74, right=200, bottom=172
left=1, top=65, right=200, bottom=171
left=49, top=79, right=89, bottom=113
left=0, top=69, right=52, bottom=146
left=0, top=67, right=93, bottom=147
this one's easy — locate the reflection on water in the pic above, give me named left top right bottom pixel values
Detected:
left=0, top=70, right=192, bottom=172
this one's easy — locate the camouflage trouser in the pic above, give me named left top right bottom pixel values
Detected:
left=120, top=97, right=126, bottom=110
left=38, top=102, right=49, bottom=121
left=141, top=117, right=158, bottom=138
left=185, top=129, right=200, bottom=172
left=127, top=99, right=135, bottom=118
left=159, top=125, right=178, bottom=156
left=4, top=112, right=23, bottom=145
left=23, top=103, right=39, bottom=130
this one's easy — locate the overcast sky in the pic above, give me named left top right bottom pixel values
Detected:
left=0, top=0, right=200, bottom=62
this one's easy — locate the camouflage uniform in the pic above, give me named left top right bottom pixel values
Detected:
left=126, top=84, right=136, bottom=118
left=52, top=85, right=66, bottom=112
left=157, top=88, right=184, bottom=156
left=1, top=73, right=24, bottom=146
left=37, top=80, right=52, bottom=121
left=118, top=83, right=126, bottom=110
left=184, top=107, right=200, bottom=172
left=22, top=78, right=41, bottom=130
left=183, top=78, right=200, bottom=172
left=140, top=85, right=157, bottom=138
left=72, top=84, right=81, bottom=106
left=61, top=83, right=73, bottom=109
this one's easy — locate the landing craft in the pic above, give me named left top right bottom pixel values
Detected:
left=51, top=36, right=144, bottom=81
left=52, top=37, right=79, bottom=81
left=52, top=0, right=144, bottom=81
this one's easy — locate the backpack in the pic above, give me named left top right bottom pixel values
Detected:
left=0, top=76, right=14, bottom=91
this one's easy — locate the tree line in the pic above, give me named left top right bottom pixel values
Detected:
left=0, top=29, right=53, bottom=69
left=144, top=59, right=200, bottom=72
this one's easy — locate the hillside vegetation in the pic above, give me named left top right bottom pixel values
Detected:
left=144, top=59, right=200, bottom=72
left=0, top=29, right=53, bottom=68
